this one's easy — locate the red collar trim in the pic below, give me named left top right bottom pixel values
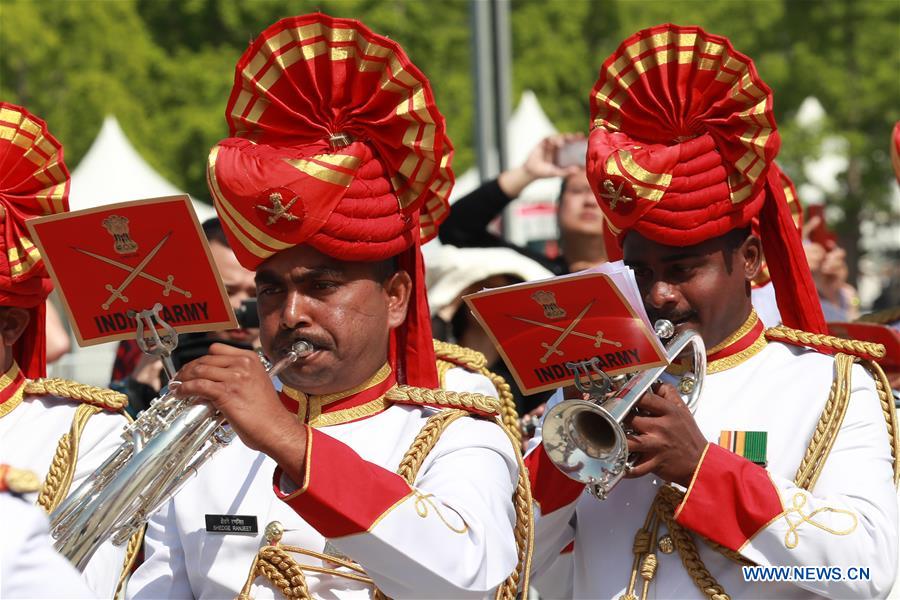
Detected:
left=705, top=310, right=767, bottom=374
left=279, top=363, right=396, bottom=427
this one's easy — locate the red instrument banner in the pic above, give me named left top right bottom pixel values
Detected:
left=464, top=271, right=666, bottom=395
left=828, top=322, right=900, bottom=371
left=27, top=195, right=238, bottom=346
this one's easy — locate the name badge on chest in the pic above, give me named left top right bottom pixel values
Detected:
left=205, top=514, right=259, bottom=535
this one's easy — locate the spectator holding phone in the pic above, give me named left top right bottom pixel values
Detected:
left=439, top=133, right=607, bottom=275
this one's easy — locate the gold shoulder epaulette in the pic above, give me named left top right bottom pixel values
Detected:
left=386, top=385, right=501, bottom=418
left=433, top=338, right=488, bottom=372
left=432, top=338, right=522, bottom=446
left=0, top=464, right=41, bottom=494
left=765, top=325, right=886, bottom=362
left=25, top=378, right=128, bottom=412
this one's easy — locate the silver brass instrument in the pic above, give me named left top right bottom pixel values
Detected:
left=50, top=340, right=313, bottom=570
left=542, top=320, right=705, bottom=500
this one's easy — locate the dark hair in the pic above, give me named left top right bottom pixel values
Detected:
left=723, top=226, right=752, bottom=252
left=202, top=217, right=230, bottom=247
left=371, top=256, right=400, bottom=281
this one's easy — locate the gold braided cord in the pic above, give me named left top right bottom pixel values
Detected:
left=862, top=359, right=900, bottom=486
left=491, top=422, right=533, bottom=600
left=394, top=408, right=532, bottom=600
left=25, top=378, right=128, bottom=411
left=248, top=391, right=532, bottom=599
left=386, top=385, right=501, bottom=417
left=433, top=339, right=487, bottom=370
left=857, top=306, right=900, bottom=325
left=436, top=359, right=455, bottom=386
left=645, top=350, right=899, bottom=598
left=766, top=326, right=885, bottom=360
left=254, top=545, right=312, bottom=599
left=654, top=486, right=731, bottom=600
left=396, top=409, right=468, bottom=483
left=432, top=339, right=522, bottom=447
left=114, top=528, right=145, bottom=600
left=36, top=403, right=100, bottom=513
left=793, top=353, right=853, bottom=491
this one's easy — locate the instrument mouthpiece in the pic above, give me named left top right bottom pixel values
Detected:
left=654, top=319, right=675, bottom=340
left=289, top=340, right=314, bottom=356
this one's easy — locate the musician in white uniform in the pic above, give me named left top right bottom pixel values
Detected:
left=0, top=465, right=96, bottom=598
left=526, top=25, right=898, bottom=599
left=0, top=102, right=133, bottom=597
left=127, top=14, right=528, bottom=599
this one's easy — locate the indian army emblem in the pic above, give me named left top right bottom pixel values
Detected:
left=257, top=191, right=301, bottom=225
left=531, top=290, right=567, bottom=320
left=600, top=179, right=633, bottom=210
left=102, top=215, right=139, bottom=255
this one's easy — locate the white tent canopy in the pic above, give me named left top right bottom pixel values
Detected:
left=444, top=90, right=561, bottom=248
left=69, top=115, right=216, bottom=221
left=450, top=90, right=560, bottom=204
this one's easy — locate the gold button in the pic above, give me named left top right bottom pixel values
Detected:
left=264, top=521, right=284, bottom=544
left=658, top=534, right=675, bottom=554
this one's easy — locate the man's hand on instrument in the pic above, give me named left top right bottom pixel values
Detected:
left=624, top=383, right=706, bottom=487
left=173, top=343, right=308, bottom=481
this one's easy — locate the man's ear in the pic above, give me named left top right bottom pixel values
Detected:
left=383, top=270, right=412, bottom=330
left=0, top=307, right=30, bottom=348
left=741, top=235, right=763, bottom=282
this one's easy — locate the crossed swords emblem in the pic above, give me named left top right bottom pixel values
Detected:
left=256, top=192, right=300, bottom=225
left=510, top=299, right=622, bottom=364
left=72, top=232, right=192, bottom=310
left=600, top=179, right=633, bottom=210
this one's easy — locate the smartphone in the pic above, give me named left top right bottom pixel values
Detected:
left=555, top=140, right=588, bottom=168
left=234, top=298, right=259, bottom=329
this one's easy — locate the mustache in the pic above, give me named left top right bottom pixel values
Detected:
left=272, top=331, right=332, bottom=356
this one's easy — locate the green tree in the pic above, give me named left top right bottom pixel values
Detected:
left=2, top=0, right=897, bottom=285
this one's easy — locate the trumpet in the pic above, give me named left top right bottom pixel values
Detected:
left=541, top=320, right=705, bottom=500
left=50, top=340, right=314, bottom=570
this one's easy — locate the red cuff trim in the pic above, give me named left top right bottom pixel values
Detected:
left=273, top=425, right=314, bottom=500
left=525, top=442, right=583, bottom=514
left=272, top=428, right=412, bottom=538
left=674, top=443, right=782, bottom=551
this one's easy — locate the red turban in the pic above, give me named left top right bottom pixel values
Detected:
left=587, top=24, right=826, bottom=334
left=207, top=14, right=454, bottom=388
left=0, top=103, right=70, bottom=378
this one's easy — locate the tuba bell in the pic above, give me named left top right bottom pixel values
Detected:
left=541, top=320, right=705, bottom=500
left=49, top=340, right=313, bottom=570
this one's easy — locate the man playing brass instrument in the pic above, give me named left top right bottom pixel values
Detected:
left=127, top=14, right=528, bottom=600
left=526, top=25, right=898, bottom=599
left=0, top=103, right=134, bottom=597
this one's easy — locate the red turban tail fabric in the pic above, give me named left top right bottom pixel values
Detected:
left=0, top=103, right=70, bottom=378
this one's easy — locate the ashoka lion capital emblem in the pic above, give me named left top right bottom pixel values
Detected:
left=102, top=215, right=139, bottom=255
left=531, top=290, right=567, bottom=320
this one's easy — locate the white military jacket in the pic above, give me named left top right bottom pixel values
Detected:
left=1, top=492, right=96, bottom=599
left=128, top=364, right=520, bottom=599
left=0, top=362, right=131, bottom=598
left=527, top=313, right=898, bottom=599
